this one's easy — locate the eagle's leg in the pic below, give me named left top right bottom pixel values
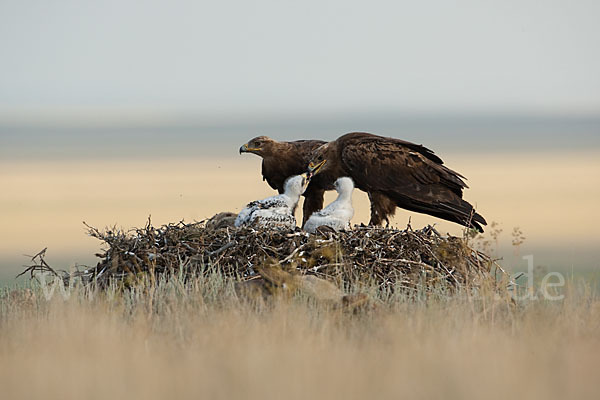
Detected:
left=368, top=192, right=396, bottom=226
left=301, top=187, right=325, bottom=227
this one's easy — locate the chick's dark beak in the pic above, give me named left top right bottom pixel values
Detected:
left=301, top=172, right=311, bottom=192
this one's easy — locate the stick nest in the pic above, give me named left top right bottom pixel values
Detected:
left=22, top=214, right=497, bottom=291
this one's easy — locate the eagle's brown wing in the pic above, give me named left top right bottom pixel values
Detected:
left=338, top=134, right=486, bottom=230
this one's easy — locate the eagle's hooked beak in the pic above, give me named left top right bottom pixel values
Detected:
left=239, top=143, right=262, bottom=154
left=307, top=159, right=326, bottom=178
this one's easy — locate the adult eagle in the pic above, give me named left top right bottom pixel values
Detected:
left=307, top=132, right=487, bottom=232
left=239, top=136, right=329, bottom=225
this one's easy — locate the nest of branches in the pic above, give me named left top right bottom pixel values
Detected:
left=21, top=214, right=498, bottom=291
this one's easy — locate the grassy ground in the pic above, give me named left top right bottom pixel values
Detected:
left=1, top=271, right=599, bottom=400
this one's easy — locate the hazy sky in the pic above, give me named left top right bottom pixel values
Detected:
left=1, top=0, right=599, bottom=120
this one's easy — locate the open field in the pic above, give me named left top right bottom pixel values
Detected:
left=1, top=146, right=598, bottom=398
left=1, top=144, right=598, bottom=397
left=1, top=271, right=599, bottom=400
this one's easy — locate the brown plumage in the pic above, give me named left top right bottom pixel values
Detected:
left=239, top=136, right=329, bottom=225
left=307, top=132, right=487, bottom=232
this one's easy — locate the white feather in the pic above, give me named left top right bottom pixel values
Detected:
left=304, top=177, right=354, bottom=233
left=235, top=175, right=307, bottom=229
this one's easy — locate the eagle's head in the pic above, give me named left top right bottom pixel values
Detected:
left=239, top=136, right=276, bottom=157
left=307, top=143, right=333, bottom=178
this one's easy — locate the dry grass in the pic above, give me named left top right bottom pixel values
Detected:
left=1, top=270, right=599, bottom=400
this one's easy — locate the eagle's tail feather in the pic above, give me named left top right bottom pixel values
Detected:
left=437, top=201, right=487, bottom=233
left=392, top=194, right=487, bottom=232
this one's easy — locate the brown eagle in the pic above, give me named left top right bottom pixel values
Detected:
left=307, top=132, right=487, bottom=232
left=239, top=136, right=329, bottom=225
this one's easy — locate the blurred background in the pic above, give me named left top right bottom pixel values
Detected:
left=1, top=0, right=599, bottom=283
